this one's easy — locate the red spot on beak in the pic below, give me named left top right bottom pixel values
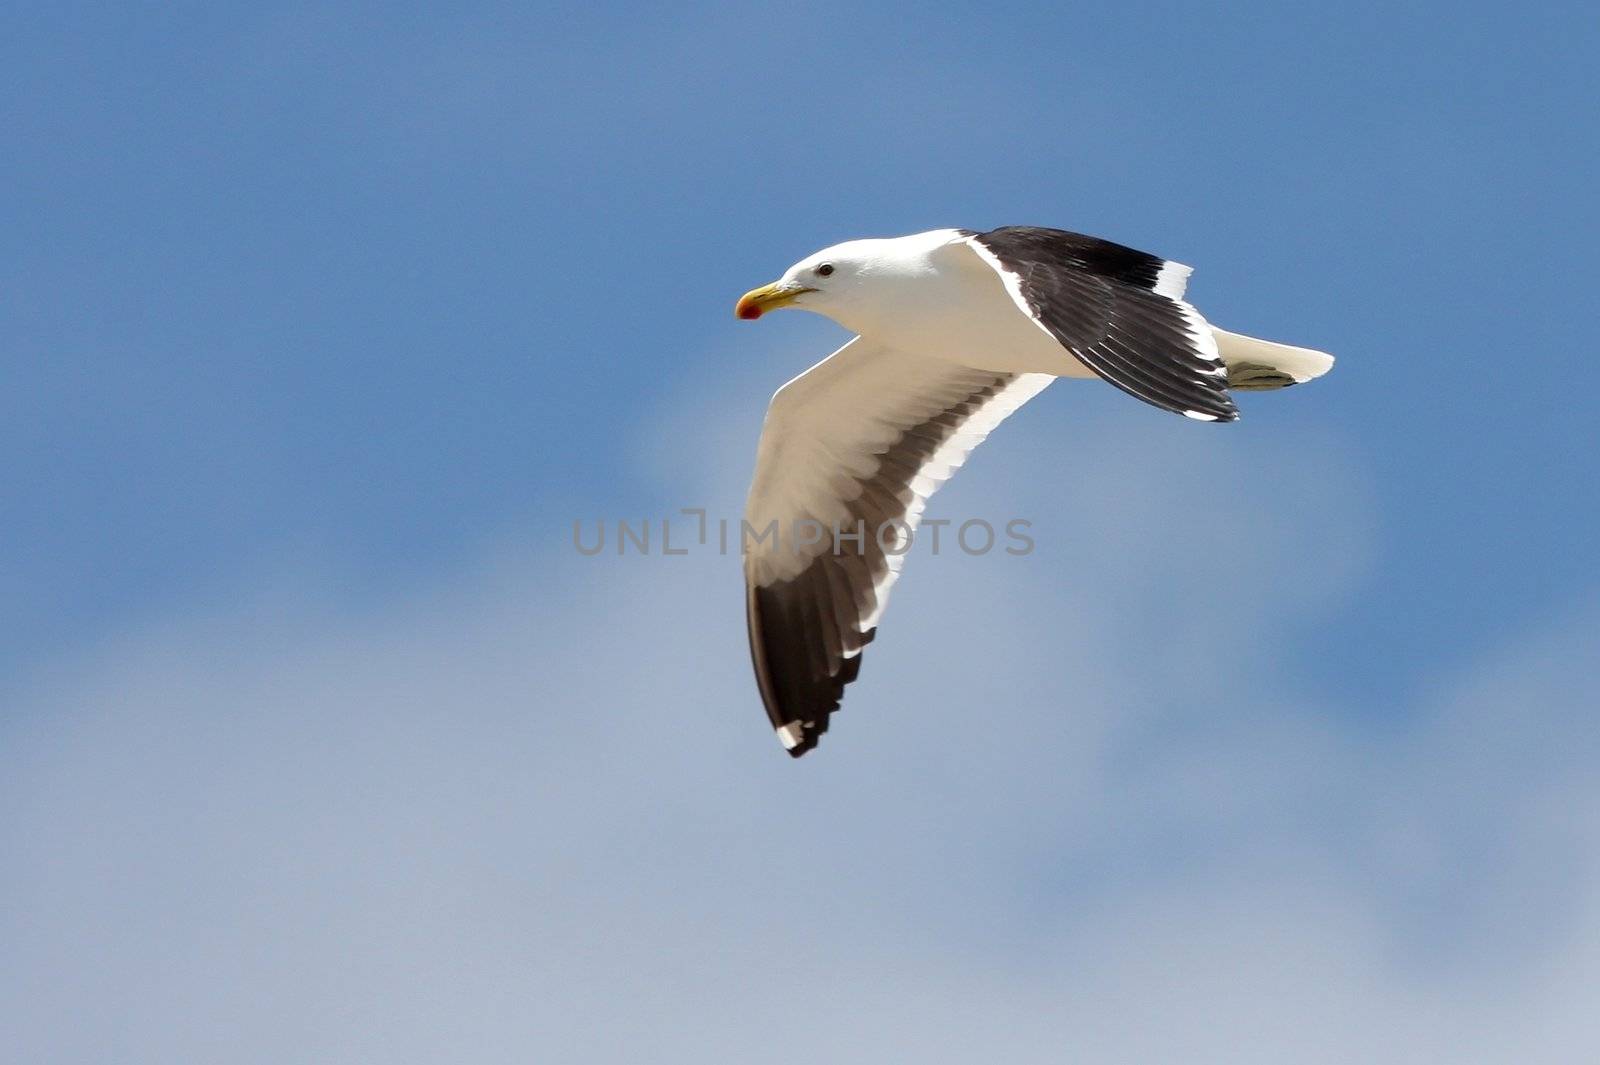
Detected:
left=736, top=298, right=763, bottom=320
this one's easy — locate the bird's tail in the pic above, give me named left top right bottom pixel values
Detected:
left=1210, top=326, right=1335, bottom=391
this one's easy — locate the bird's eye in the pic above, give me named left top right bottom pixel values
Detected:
left=815, top=263, right=835, bottom=277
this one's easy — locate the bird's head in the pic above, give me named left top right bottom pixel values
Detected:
left=734, top=239, right=884, bottom=324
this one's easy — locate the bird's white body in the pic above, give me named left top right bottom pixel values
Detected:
left=785, top=229, right=1101, bottom=377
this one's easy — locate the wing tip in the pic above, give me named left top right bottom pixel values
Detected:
left=776, top=720, right=820, bottom=758
left=1182, top=407, right=1241, bottom=423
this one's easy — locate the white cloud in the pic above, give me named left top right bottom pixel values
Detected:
left=4, top=380, right=1597, bottom=1063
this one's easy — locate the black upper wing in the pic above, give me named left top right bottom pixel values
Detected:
left=968, top=227, right=1237, bottom=422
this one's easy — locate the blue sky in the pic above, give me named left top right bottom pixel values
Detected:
left=6, top=4, right=1600, bottom=1061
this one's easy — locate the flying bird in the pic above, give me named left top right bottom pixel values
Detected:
left=736, top=226, right=1333, bottom=757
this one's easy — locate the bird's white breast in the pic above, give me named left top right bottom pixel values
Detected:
left=837, top=236, right=1097, bottom=379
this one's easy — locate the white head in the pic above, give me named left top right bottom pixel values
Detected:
left=734, top=230, right=962, bottom=335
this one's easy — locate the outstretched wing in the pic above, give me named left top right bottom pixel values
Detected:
left=744, top=337, right=1051, bottom=757
left=964, top=226, right=1238, bottom=422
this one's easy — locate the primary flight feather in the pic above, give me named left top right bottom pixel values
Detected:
left=736, top=226, right=1333, bottom=757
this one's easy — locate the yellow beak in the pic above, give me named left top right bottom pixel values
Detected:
left=735, top=281, right=814, bottom=320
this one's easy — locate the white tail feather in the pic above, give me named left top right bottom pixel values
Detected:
left=1211, top=326, right=1334, bottom=391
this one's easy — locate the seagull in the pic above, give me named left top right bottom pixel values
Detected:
left=735, top=226, right=1333, bottom=757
